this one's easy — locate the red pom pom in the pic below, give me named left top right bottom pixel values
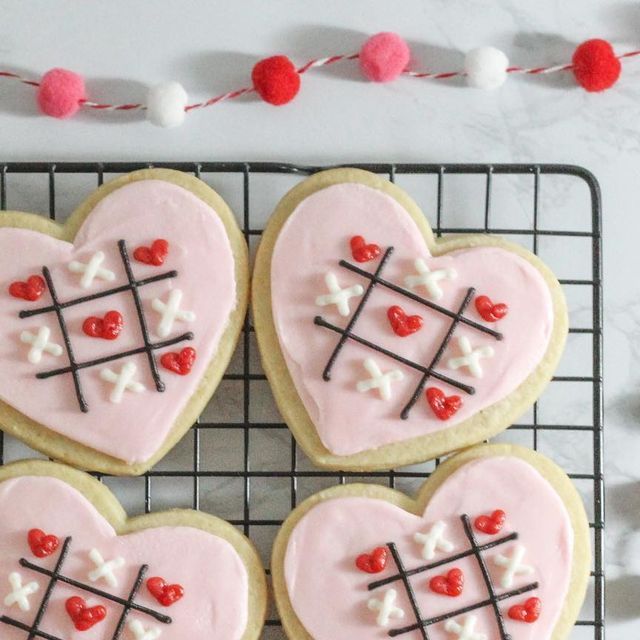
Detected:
left=572, top=39, right=621, bottom=92
left=359, top=32, right=410, bottom=82
left=252, top=55, right=300, bottom=106
left=37, top=68, right=86, bottom=118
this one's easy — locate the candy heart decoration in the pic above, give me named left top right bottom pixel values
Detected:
left=508, top=597, right=542, bottom=623
left=349, top=235, right=381, bottom=263
left=0, top=170, right=247, bottom=474
left=82, top=310, right=124, bottom=340
left=387, top=305, right=423, bottom=337
left=9, top=275, right=46, bottom=302
left=475, top=295, right=508, bottom=322
left=27, top=528, right=60, bottom=558
left=429, top=568, right=464, bottom=597
left=355, top=547, right=388, bottom=574
left=147, top=576, right=185, bottom=606
left=474, top=509, right=506, bottom=535
left=65, top=596, right=107, bottom=631
left=426, top=387, right=462, bottom=421
left=160, top=347, right=197, bottom=376
left=134, top=239, right=170, bottom=266
left=255, top=169, right=567, bottom=469
left=0, top=461, right=266, bottom=640
left=272, top=445, right=590, bottom=640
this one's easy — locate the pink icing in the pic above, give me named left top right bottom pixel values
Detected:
left=284, top=456, right=573, bottom=640
left=0, top=180, right=236, bottom=463
left=271, top=183, right=554, bottom=455
left=0, top=475, right=249, bottom=639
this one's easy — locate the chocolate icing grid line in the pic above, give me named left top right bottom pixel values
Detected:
left=17, top=240, right=193, bottom=412
left=314, top=247, right=503, bottom=419
left=367, top=515, right=539, bottom=638
left=0, top=536, right=172, bottom=640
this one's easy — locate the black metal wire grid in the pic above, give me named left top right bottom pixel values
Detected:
left=0, top=162, right=604, bottom=639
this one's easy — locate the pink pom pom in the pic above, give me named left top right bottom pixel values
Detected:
left=359, top=32, right=410, bottom=82
left=37, top=68, right=86, bottom=119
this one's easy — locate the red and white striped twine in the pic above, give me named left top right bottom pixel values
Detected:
left=2, top=48, right=639, bottom=114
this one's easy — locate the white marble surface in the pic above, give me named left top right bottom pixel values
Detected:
left=1, top=0, right=638, bottom=636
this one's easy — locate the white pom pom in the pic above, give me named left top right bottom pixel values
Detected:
left=465, top=47, right=509, bottom=90
left=146, top=81, right=187, bottom=128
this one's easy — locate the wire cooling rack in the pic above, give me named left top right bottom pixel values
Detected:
left=0, top=162, right=604, bottom=639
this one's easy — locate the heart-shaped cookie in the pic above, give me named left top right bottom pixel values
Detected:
left=0, top=169, right=248, bottom=474
left=272, top=444, right=590, bottom=640
left=253, top=169, right=567, bottom=469
left=0, top=460, right=266, bottom=639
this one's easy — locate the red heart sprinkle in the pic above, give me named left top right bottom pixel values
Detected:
left=508, top=597, right=541, bottom=623
left=147, top=576, right=185, bottom=607
left=349, top=235, right=381, bottom=263
left=475, top=295, right=508, bottom=322
left=9, top=275, right=46, bottom=302
left=474, top=509, right=506, bottom=535
left=160, top=347, right=197, bottom=376
left=82, top=311, right=124, bottom=340
left=65, top=596, right=107, bottom=631
left=429, top=568, right=464, bottom=597
left=355, top=547, right=388, bottom=574
left=387, top=305, right=423, bottom=337
left=426, top=387, right=462, bottom=421
left=27, top=528, right=60, bottom=558
left=133, top=239, right=170, bottom=266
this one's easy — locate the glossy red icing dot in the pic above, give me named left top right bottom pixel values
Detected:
left=429, top=568, right=464, bottom=597
left=426, top=387, right=462, bottom=421
left=9, top=275, right=46, bottom=301
left=147, top=576, right=185, bottom=607
left=349, top=235, right=381, bottom=262
left=65, top=596, right=107, bottom=631
left=355, top=546, right=388, bottom=574
left=133, top=239, right=170, bottom=266
left=160, top=347, right=197, bottom=375
left=508, top=597, right=542, bottom=623
left=387, top=305, right=423, bottom=337
left=474, top=295, right=508, bottom=322
left=27, top=528, right=60, bottom=558
left=474, top=509, right=506, bottom=535
left=82, top=311, right=124, bottom=340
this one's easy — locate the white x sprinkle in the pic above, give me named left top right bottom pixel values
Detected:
left=356, top=358, right=404, bottom=400
left=128, top=619, right=162, bottom=640
left=87, top=548, right=125, bottom=587
left=447, top=336, right=494, bottom=378
left=445, top=616, right=487, bottom=640
left=68, top=251, right=116, bottom=289
left=20, top=326, right=63, bottom=363
left=414, top=521, right=454, bottom=560
left=152, top=289, right=196, bottom=338
left=494, top=545, right=535, bottom=588
left=4, top=572, right=39, bottom=612
left=367, top=588, right=405, bottom=627
left=315, top=272, right=364, bottom=317
left=100, top=362, right=146, bottom=404
left=404, top=259, right=457, bottom=300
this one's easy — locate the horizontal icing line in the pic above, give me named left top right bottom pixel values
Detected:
left=314, top=316, right=475, bottom=395
left=19, top=558, right=172, bottom=624
left=35, top=332, right=193, bottom=378
left=0, top=616, right=63, bottom=640
left=339, top=260, right=503, bottom=341
left=19, top=270, right=178, bottom=318
left=367, top=531, right=518, bottom=590
left=388, top=581, right=539, bottom=636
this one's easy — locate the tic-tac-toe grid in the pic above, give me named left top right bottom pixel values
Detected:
left=0, top=162, right=604, bottom=640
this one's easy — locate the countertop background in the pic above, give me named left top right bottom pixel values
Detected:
left=1, top=0, right=638, bottom=636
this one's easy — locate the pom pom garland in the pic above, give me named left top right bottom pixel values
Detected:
left=359, top=32, right=411, bottom=82
left=572, top=39, right=621, bottom=92
left=252, top=55, right=300, bottom=105
left=146, top=81, right=188, bottom=128
left=465, top=47, right=509, bottom=89
left=36, top=68, right=86, bottom=119
left=1, top=33, right=638, bottom=126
